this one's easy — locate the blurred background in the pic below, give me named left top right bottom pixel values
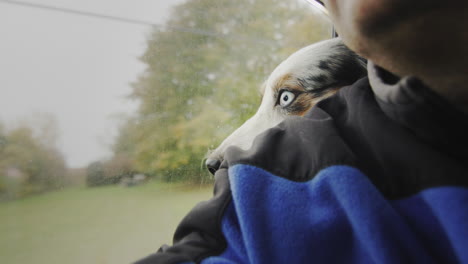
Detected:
left=0, top=0, right=331, bottom=263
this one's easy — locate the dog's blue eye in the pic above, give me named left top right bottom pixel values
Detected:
left=279, top=90, right=295, bottom=107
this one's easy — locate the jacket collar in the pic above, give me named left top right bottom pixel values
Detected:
left=368, top=61, right=468, bottom=161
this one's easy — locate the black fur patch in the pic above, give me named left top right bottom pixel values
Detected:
left=328, top=44, right=368, bottom=86
left=307, top=74, right=328, bottom=84
left=318, top=60, right=331, bottom=70
left=300, top=43, right=367, bottom=93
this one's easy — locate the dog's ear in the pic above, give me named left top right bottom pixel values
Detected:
left=353, top=52, right=367, bottom=71
left=309, top=43, right=367, bottom=92
left=331, top=42, right=368, bottom=85
left=357, top=56, right=368, bottom=68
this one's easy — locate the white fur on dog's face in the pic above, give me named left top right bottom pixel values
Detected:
left=207, top=38, right=366, bottom=167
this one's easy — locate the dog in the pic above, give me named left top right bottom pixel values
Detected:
left=206, top=38, right=367, bottom=174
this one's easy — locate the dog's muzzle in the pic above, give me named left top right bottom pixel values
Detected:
left=205, top=158, right=221, bottom=175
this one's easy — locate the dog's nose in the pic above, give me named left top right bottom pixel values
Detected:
left=205, top=158, right=221, bottom=175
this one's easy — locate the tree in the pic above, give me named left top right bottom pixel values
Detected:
left=113, top=0, right=330, bottom=183
left=86, top=161, right=105, bottom=187
left=0, top=116, right=67, bottom=200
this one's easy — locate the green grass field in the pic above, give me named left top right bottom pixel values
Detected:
left=0, top=181, right=212, bottom=264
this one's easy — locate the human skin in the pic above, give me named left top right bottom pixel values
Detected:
left=322, top=0, right=468, bottom=112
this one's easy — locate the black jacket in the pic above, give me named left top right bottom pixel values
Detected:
left=136, top=63, right=468, bottom=264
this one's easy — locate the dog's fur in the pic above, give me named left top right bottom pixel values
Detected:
left=206, top=38, right=367, bottom=174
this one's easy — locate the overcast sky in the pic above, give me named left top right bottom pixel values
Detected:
left=0, top=0, right=185, bottom=167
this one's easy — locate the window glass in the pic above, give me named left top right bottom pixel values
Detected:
left=0, top=0, right=331, bottom=262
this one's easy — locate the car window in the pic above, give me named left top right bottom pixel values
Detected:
left=0, top=0, right=331, bottom=263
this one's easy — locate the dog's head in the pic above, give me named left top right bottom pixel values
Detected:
left=206, top=38, right=367, bottom=174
